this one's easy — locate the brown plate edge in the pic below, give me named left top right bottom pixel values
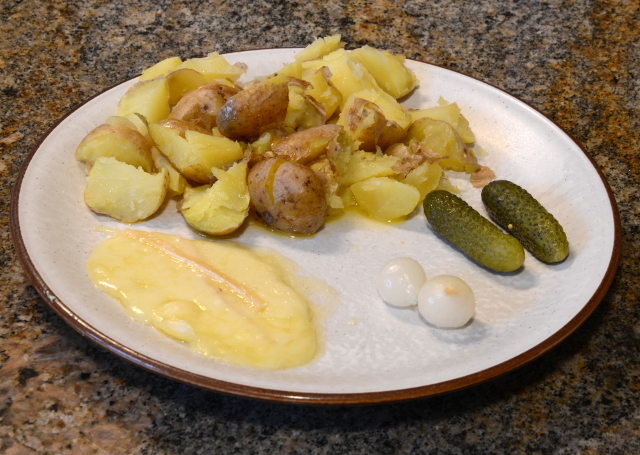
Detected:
left=9, top=52, right=622, bottom=406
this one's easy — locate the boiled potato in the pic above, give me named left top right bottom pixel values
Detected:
left=300, top=66, right=342, bottom=120
left=117, top=78, right=171, bottom=132
left=350, top=177, right=420, bottom=220
left=338, top=89, right=411, bottom=151
left=294, top=35, right=344, bottom=62
left=180, top=162, right=249, bottom=235
left=348, top=46, right=417, bottom=99
left=149, top=123, right=244, bottom=184
left=84, top=157, right=168, bottom=222
left=405, top=118, right=479, bottom=173
left=309, top=157, right=342, bottom=210
left=284, top=79, right=325, bottom=130
left=169, top=80, right=240, bottom=131
left=150, top=147, right=189, bottom=197
left=176, top=53, right=246, bottom=82
left=156, top=118, right=211, bottom=137
left=139, top=57, right=183, bottom=81
left=402, top=161, right=443, bottom=202
left=302, top=49, right=380, bottom=105
left=166, top=68, right=208, bottom=106
left=75, top=118, right=153, bottom=173
left=271, top=124, right=342, bottom=164
left=217, top=79, right=290, bottom=141
left=410, top=98, right=475, bottom=143
left=277, top=60, right=303, bottom=78
left=340, top=150, right=398, bottom=186
left=248, top=158, right=326, bottom=234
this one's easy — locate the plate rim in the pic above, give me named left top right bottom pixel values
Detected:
left=9, top=48, right=622, bottom=405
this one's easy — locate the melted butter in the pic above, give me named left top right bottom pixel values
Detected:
left=87, top=229, right=337, bottom=370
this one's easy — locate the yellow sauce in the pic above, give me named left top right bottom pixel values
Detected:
left=87, top=228, right=336, bottom=370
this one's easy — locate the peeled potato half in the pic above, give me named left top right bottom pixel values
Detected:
left=84, top=157, right=169, bottom=223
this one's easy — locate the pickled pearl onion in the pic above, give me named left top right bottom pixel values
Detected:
left=418, top=275, right=475, bottom=328
left=377, top=257, right=427, bottom=307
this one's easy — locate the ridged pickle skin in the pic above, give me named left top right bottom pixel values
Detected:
left=423, top=191, right=525, bottom=272
left=481, top=180, right=569, bottom=263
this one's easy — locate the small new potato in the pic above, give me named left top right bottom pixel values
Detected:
left=169, top=80, right=239, bottom=131
left=248, top=158, right=326, bottom=234
left=217, top=79, right=290, bottom=141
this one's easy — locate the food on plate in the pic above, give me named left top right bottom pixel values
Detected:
left=350, top=177, right=420, bottom=220
left=148, top=123, right=244, bottom=184
left=348, top=45, right=417, bottom=99
left=247, top=158, right=326, bottom=235
left=216, top=78, right=290, bottom=141
left=116, top=78, right=171, bottom=133
left=180, top=162, right=250, bottom=235
left=150, top=146, right=189, bottom=197
left=164, top=69, right=208, bottom=106
left=377, top=257, right=427, bottom=307
left=417, top=275, right=475, bottom=328
left=168, top=80, right=239, bottom=130
left=482, top=180, right=569, bottom=263
left=84, top=157, right=168, bottom=222
left=75, top=35, right=491, bottom=236
left=139, top=56, right=183, bottom=81
left=409, top=97, right=475, bottom=144
left=337, top=89, right=411, bottom=151
left=404, top=117, right=479, bottom=173
left=75, top=116, right=154, bottom=173
left=87, top=229, right=333, bottom=369
left=376, top=258, right=475, bottom=329
left=424, top=190, right=525, bottom=272
left=294, top=35, right=343, bottom=62
left=271, top=124, right=342, bottom=164
left=174, top=52, right=247, bottom=83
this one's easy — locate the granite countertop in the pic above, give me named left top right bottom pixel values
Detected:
left=1, top=0, right=639, bottom=453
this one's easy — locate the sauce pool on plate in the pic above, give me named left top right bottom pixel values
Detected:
left=86, top=228, right=336, bottom=370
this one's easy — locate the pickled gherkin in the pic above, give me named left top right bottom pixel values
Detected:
left=424, top=191, right=525, bottom=272
left=481, top=180, right=569, bottom=263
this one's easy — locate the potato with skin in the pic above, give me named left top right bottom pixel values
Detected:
left=75, top=118, right=154, bottom=173
left=156, top=118, right=211, bottom=137
left=248, top=158, right=326, bottom=234
left=180, top=162, right=249, bottom=235
left=165, top=68, right=208, bottom=106
left=338, top=89, right=411, bottom=152
left=405, top=118, right=479, bottom=173
left=217, top=79, right=290, bottom=141
left=169, top=80, right=240, bottom=131
left=271, top=124, right=342, bottom=164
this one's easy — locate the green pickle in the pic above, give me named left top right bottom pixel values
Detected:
left=424, top=190, right=525, bottom=272
left=481, top=180, right=569, bottom=263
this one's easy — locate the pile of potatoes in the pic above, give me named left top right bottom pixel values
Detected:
left=76, top=35, right=489, bottom=235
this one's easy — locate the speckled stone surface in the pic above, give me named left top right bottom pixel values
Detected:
left=1, top=0, right=639, bottom=453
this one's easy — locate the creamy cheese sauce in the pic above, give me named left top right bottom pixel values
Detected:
left=87, top=228, right=337, bottom=370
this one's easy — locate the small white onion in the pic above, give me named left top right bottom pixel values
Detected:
left=377, top=257, right=427, bottom=307
left=418, top=275, right=475, bottom=328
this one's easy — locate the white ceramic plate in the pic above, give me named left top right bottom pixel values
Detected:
left=11, top=48, right=620, bottom=404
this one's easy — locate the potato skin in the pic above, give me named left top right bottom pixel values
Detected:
left=217, top=81, right=289, bottom=142
left=248, top=158, right=326, bottom=234
left=271, top=124, right=342, bottom=164
left=169, top=81, right=239, bottom=131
